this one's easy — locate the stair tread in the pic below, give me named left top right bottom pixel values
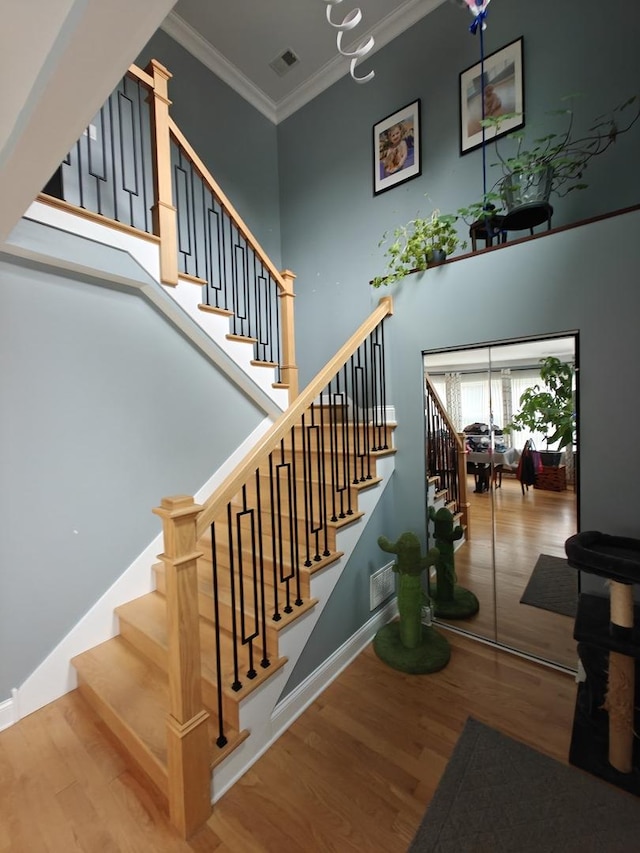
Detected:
left=72, top=636, right=245, bottom=776
left=115, top=591, right=288, bottom=696
left=72, top=636, right=170, bottom=767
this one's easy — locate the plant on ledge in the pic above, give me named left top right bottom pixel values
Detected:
left=480, top=94, right=640, bottom=212
left=371, top=210, right=466, bottom=288
left=504, top=356, right=575, bottom=458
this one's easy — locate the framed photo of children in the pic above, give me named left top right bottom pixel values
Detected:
left=459, top=37, right=524, bottom=155
left=373, top=99, right=421, bottom=195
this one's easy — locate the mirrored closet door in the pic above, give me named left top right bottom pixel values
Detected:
left=424, top=334, right=579, bottom=670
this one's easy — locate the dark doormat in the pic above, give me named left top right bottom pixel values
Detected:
left=408, top=717, right=640, bottom=852
left=519, top=553, right=577, bottom=619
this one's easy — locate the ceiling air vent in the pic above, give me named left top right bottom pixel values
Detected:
left=269, top=48, right=300, bottom=77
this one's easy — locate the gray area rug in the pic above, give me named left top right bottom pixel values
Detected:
left=519, top=553, right=577, bottom=618
left=408, top=718, right=640, bottom=852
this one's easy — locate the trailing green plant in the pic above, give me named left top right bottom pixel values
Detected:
left=504, top=356, right=575, bottom=450
left=371, top=210, right=466, bottom=288
left=481, top=93, right=640, bottom=201
left=455, top=193, right=504, bottom=225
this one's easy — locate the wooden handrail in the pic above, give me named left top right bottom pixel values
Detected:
left=194, top=296, right=393, bottom=538
left=168, top=118, right=287, bottom=294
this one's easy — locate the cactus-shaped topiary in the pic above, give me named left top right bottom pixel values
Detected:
left=378, top=531, right=438, bottom=649
left=428, top=506, right=479, bottom=619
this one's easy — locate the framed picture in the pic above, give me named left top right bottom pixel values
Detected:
left=373, top=99, right=421, bottom=195
left=459, top=37, right=524, bottom=155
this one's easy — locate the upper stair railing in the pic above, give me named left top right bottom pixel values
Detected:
left=154, top=296, right=393, bottom=836
left=424, top=374, right=469, bottom=536
left=39, top=60, right=298, bottom=399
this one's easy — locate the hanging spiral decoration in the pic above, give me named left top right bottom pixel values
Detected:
left=323, top=0, right=375, bottom=84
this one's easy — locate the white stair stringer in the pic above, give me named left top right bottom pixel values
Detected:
left=210, top=453, right=396, bottom=801
left=168, top=277, right=288, bottom=408
left=15, top=201, right=288, bottom=413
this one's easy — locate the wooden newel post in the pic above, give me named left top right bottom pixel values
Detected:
left=279, top=269, right=299, bottom=402
left=608, top=581, right=635, bottom=773
left=152, top=495, right=211, bottom=837
left=147, top=59, right=179, bottom=286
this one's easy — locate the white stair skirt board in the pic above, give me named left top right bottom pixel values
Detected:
left=17, top=202, right=288, bottom=413
left=11, top=418, right=274, bottom=723
left=211, top=454, right=396, bottom=799
left=169, top=276, right=287, bottom=406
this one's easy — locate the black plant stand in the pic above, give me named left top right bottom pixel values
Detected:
left=502, top=201, right=553, bottom=237
left=565, top=531, right=640, bottom=795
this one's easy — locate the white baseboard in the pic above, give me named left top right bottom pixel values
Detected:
left=0, top=691, right=18, bottom=733
left=12, top=418, right=274, bottom=725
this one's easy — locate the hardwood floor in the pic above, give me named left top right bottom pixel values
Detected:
left=446, top=474, right=578, bottom=670
left=0, top=632, right=576, bottom=851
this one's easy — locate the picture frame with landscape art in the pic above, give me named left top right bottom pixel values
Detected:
left=459, top=37, right=524, bottom=155
left=373, top=99, right=421, bottom=195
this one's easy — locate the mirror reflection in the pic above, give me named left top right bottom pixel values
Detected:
left=424, top=334, right=578, bottom=671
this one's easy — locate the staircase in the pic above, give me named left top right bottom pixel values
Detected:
left=28, top=57, right=398, bottom=838
left=71, top=411, right=396, bottom=834
left=67, top=295, right=395, bottom=836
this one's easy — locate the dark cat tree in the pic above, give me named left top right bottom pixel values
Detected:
left=565, top=531, right=640, bottom=794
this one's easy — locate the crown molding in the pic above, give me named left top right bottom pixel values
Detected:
left=162, top=0, right=445, bottom=125
left=277, top=0, right=446, bottom=122
left=161, top=13, right=278, bottom=124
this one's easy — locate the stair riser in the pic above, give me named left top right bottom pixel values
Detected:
left=197, top=553, right=313, bottom=599
left=153, top=568, right=281, bottom=649
left=114, top=602, right=280, bottom=729
left=219, top=510, right=340, bottom=551
left=287, top=423, right=395, bottom=447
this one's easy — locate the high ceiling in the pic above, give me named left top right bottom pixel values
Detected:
left=164, top=0, right=446, bottom=123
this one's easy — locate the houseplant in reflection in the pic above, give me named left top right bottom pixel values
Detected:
left=504, top=356, right=575, bottom=467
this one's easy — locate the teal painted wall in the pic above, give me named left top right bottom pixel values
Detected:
left=278, top=0, right=640, bottom=380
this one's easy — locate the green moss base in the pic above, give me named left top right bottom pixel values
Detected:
left=431, top=584, right=480, bottom=619
left=373, top=621, right=451, bottom=674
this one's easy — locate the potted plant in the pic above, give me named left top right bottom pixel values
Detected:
left=481, top=94, right=639, bottom=214
left=504, top=356, right=575, bottom=466
left=371, top=210, right=466, bottom=288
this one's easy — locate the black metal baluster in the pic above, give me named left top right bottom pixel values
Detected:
left=267, top=454, right=281, bottom=621
left=236, top=486, right=257, bottom=680
left=342, top=363, right=354, bottom=515
left=253, top=474, right=270, bottom=668
left=300, top=415, right=313, bottom=568
left=316, top=398, right=330, bottom=557
left=209, top=522, right=228, bottom=748
left=226, top=502, right=242, bottom=692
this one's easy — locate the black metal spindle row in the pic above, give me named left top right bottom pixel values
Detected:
left=207, top=320, right=389, bottom=746
left=171, top=140, right=283, bottom=380
left=55, top=73, right=154, bottom=233
left=424, top=386, right=460, bottom=510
